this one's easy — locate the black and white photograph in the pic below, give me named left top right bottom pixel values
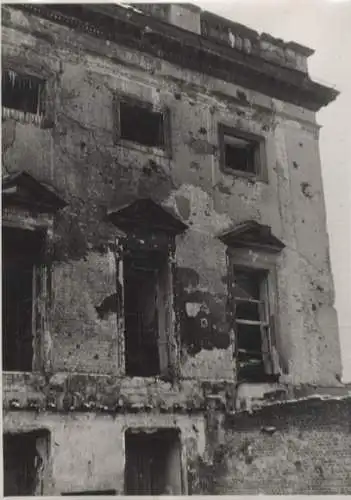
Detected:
left=1, top=0, right=350, bottom=496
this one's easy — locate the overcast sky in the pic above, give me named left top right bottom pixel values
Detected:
left=195, top=0, right=351, bottom=381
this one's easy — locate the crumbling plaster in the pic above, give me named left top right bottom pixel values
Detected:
left=1, top=4, right=341, bottom=395
left=3, top=410, right=206, bottom=495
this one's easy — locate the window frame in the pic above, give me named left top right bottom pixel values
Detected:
left=2, top=212, right=53, bottom=374
left=124, top=427, right=185, bottom=495
left=113, top=93, right=172, bottom=157
left=218, top=123, right=268, bottom=182
left=227, top=249, right=281, bottom=383
left=1, top=66, right=48, bottom=127
left=115, top=233, right=177, bottom=379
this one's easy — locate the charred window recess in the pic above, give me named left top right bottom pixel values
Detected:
left=117, top=97, right=169, bottom=150
left=125, top=429, right=183, bottom=495
left=219, top=124, right=265, bottom=178
left=2, top=227, right=44, bottom=372
left=233, top=267, right=276, bottom=382
left=124, top=249, right=170, bottom=377
left=3, top=430, right=50, bottom=497
left=2, top=70, right=45, bottom=116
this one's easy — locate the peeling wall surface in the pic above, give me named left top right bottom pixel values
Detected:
left=1, top=4, right=348, bottom=495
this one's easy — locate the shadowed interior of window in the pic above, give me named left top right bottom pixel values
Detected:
left=233, top=267, right=270, bottom=381
left=2, top=69, right=44, bottom=115
left=2, top=227, right=44, bottom=372
left=120, top=100, right=165, bottom=148
left=125, top=428, right=183, bottom=495
left=124, top=249, right=169, bottom=377
left=3, top=430, right=50, bottom=497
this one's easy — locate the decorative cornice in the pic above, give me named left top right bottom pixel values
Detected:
left=9, top=4, right=339, bottom=112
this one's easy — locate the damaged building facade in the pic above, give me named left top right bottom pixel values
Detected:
left=2, top=2, right=351, bottom=496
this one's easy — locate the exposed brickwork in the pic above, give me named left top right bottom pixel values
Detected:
left=1, top=3, right=345, bottom=495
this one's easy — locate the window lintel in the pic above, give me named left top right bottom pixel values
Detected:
left=218, top=220, right=285, bottom=253
left=2, top=171, right=67, bottom=213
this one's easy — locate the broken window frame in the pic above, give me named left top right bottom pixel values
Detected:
left=2, top=209, right=54, bottom=374
left=114, top=233, right=177, bottom=378
left=218, top=123, right=268, bottom=181
left=227, top=250, right=281, bottom=383
left=113, top=93, right=172, bottom=157
left=1, top=67, right=47, bottom=126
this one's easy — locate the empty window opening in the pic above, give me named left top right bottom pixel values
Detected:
left=2, top=70, right=44, bottom=115
left=120, top=100, right=165, bottom=148
left=125, top=429, right=183, bottom=495
left=2, top=227, right=44, bottom=372
left=3, top=430, right=50, bottom=497
left=124, top=249, right=170, bottom=377
left=223, top=134, right=259, bottom=174
left=233, top=268, right=271, bottom=382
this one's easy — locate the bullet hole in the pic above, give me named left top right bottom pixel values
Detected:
left=142, top=165, right=152, bottom=176
left=80, top=141, right=86, bottom=151
left=76, top=344, right=81, bottom=349
left=68, top=351, right=72, bottom=356
left=200, top=318, right=208, bottom=329
left=301, top=182, right=313, bottom=199
left=237, top=90, right=248, bottom=102
left=312, top=304, right=317, bottom=311
left=94, top=354, right=99, bottom=360
left=299, top=142, right=303, bottom=147
left=237, top=109, right=245, bottom=117
left=149, top=159, right=158, bottom=171
left=293, top=161, right=299, bottom=169
left=302, top=219, right=305, bottom=223
left=190, top=161, right=200, bottom=170
left=109, top=179, right=113, bottom=184
left=240, top=440, right=254, bottom=465
left=316, top=285, right=324, bottom=293
left=315, top=465, right=324, bottom=478
left=174, top=92, right=181, bottom=100
left=199, top=127, right=207, bottom=135
left=294, top=460, right=302, bottom=471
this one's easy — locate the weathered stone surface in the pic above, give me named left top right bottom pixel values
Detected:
left=1, top=3, right=345, bottom=495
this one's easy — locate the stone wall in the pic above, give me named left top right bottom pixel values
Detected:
left=1, top=4, right=341, bottom=387
left=3, top=396, right=351, bottom=494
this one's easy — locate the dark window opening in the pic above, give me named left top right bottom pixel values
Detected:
left=2, top=70, right=44, bottom=115
left=124, top=250, right=168, bottom=377
left=120, top=100, right=165, bottom=148
left=3, top=430, right=49, bottom=497
left=2, top=227, right=44, bottom=372
left=223, top=134, right=258, bottom=174
left=233, top=268, right=270, bottom=382
left=125, top=429, right=183, bottom=495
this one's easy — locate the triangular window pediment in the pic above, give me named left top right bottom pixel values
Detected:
left=218, top=220, right=285, bottom=253
left=107, top=198, right=188, bottom=234
left=2, top=171, right=66, bottom=212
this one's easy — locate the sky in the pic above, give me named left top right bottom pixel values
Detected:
left=195, top=0, right=351, bottom=381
